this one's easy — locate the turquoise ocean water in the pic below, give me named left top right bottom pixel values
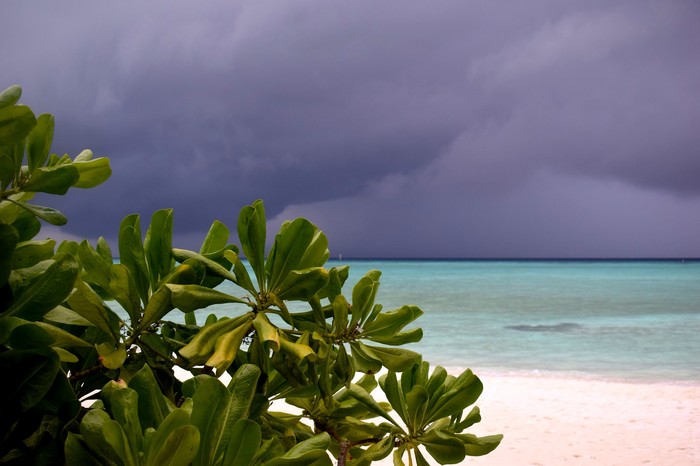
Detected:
left=178, top=260, right=700, bottom=383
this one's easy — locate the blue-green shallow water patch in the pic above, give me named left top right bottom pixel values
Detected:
left=112, top=259, right=700, bottom=382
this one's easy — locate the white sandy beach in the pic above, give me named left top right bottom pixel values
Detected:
left=457, top=372, right=700, bottom=466
left=363, top=370, right=700, bottom=466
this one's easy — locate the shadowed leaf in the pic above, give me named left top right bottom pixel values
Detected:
left=4, top=253, right=78, bottom=320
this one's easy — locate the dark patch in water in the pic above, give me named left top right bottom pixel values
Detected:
left=505, top=322, right=582, bottom=333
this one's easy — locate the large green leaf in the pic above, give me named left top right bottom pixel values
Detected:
left=393, top=445, right=407, bottom=466
left=0, top=346, right=60, bottom=432
left=316, top=265, right=349, bottom=302
left=215, top=364, right=261, bottom=459
left=378, top=371, right=407, bottom=428
left=96, top=342, right=127, bottom=370
left=78, top=239, right=113, bottom=291
left=418, top=430, right=466, bottom=464
left=77, top=409, right=121, bottom=464
left=144, top=209, right=173, bottom=288
left=198, top=222, right=236, bottom=289
left=73, top=148, right=93, bottom=162
left=358, top=342, right=421, bottom=373
left=424, top=366, right=448, bottom=398
left=455, top=406, right=481, bottom=431
left=110, top=387, right=144, bottom=454
left=345, top=384, right=400, bottom=428
left=149, top=425, right=200, bottom=466
left=362, top=305, right=423, bottom=338
left=172, top=248, right=236, bottom=283
left=109, top=263, right=142, bottom=325
left=266, top=218, right=319, bottom=292
left=119, top=214, right=150, bottom=305
left=181, top=375, right=208, bottom=398
left=349, top=341, right=382, bottom=374
left=265, top=433, right=332, bottom=466
left=350, top=270, right=381, bottom=328
left=140, top=284, right=174, bottom=330
left=0, top=194, right=26, bottom=224
left=11, top=238, right=55, bottom=269
left=296, top=227, right=330, bottom=271
left=34, top=320, right=92, bottom=348
left=66, top=278, right=119, bottom=340
left=204, top=318, right=254, bottom=375
left=0, top=84, right=22, bottom=109
left=222, top=419, right=261, bottom=466
left=279, top=335, right=316, bottom=362
left=274, top=267, right=329, bottom=301
left=3, top=253, right=78, bottom=320
left=10, top=208, right=41, bottom=241
left=362, top=304, right=424, bottom=346
left=65, top=432, right=110, bottom=466
left=178, top=312, right=254, bottom=364
left=79, top=408, right=136, bottom=466
left=129, top=364, right=172, bottom=430
left=0, top=104, right=37, bottom=144
left=250, top=438, right=285, bottom=465
left=237, top=200, right=266, bottom=290
left=144, top=399, right=193, bottom=462
left=44, top=305, right=93, bottom=326
left=96, top=236, right=113, bottom=262
left=6, top=320, right=54, bottom=348
left=199, top=220, right=229, bottom=254
left=167, top=283, right=246, bottom=313
left=455, top=433, right=503, bottom=456
left=223, top=249, right=256, bottom=294
left=425, top=369, right=483, bottom=424
left=227, top=364, right=261, bottom=419
left=7, top=198, right=68, bottom=225
left=33, top=365, right=80, bottom=419
left=366, top=328, right=423, bottom=346
left=331, top=295, right=349, bottom=336
left=0, top=222, right=18, bottom=286
left=349, top=435, right=394, bottom=466
left=332, top=343, right=352, bottom=388
left=189, top=377, right=237, bottom=466
left=56, top=239, right=79, bottom=256
left=26, top=113, right=54, bottom=173
left=316, top=347, right=334, bottom=407
left=53, top=346, right=79, bottom=362
left=72, top=156, right=112, bottom=188
left=404, top=385, right=429, bottom=432
left=22, top=164, right=79, bottom=194
left=0, top=143, right=18, bottom=190
left=47, top=152, right=71, bottom=166
left=252, top=312, right=280, bottom=352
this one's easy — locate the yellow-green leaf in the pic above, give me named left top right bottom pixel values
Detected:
left=96, top=342, right=126, bottom=370
left=72, top=157, right=111, bottom=188
left=252, top=312, right=279, bottom=352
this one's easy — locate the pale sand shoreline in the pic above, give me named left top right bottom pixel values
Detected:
left=459, top=371, right=700, bottom=466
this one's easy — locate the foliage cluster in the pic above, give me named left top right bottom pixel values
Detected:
left=0, top=85, right=501, bottom=465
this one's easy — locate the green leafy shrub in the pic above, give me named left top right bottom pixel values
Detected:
left=0, top=84, right=111, bottom=464
left=0, top=85, right=501, bottom=465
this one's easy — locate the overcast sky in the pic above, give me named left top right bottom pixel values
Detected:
left=3, top=0, right=699, bottom=258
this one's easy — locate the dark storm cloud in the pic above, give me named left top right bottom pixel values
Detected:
left=2, top=0, right=699, bottom=255
left=275, top=173, right=700, bottom=258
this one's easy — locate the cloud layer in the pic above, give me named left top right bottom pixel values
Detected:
left=3, top=0, right=699, bottom=256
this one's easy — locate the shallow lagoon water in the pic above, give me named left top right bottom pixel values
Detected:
left=168, top=260, right=700, bottom=382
